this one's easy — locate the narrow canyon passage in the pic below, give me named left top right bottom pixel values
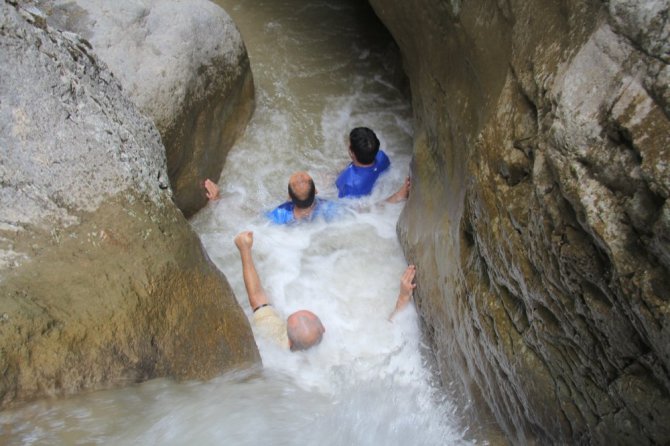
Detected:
left=0, top=1, right=477, bottom=444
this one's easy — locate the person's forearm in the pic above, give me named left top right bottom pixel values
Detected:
left=239, top=249, right=270, bottom=310
left=388, top=292, right=411, bottom=321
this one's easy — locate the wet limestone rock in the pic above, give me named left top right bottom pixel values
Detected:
left=0, top=1, right=259, bottom=409
left=370, top=0, right=670, bottom=444
left=42, top=0, right=255, bottom=217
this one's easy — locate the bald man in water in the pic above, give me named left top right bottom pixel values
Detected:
left=234, top=230, right=417, bottom=351
left=235, top=230, right=326, bottom=351
left=266, top=171, right=340, bottom=224
left=266, top=170, right=411, bottom=225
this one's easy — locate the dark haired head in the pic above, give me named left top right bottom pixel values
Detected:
left=288, top=172, right=316, bottom=209
left=349, top=127, right=380, bottom=165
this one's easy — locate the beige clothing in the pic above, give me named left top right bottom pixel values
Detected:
left=253, top=305, right=290, bottom=349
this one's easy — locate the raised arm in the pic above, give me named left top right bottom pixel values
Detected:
left=389, top=264, right=416, bottom=321
left=234, top=231, right=270, bottom=311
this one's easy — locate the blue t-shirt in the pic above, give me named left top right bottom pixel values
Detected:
left=335, top=150, right=390, bottom=198
left=266, top=198, right=340, bottom=225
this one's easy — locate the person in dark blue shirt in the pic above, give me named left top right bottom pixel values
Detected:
left=336, top=127, right=391, bottom=198
left=267, top=171, right=340, bottom=225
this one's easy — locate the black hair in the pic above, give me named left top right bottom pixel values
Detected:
left=288, top=178, right=316, bottom=209
left=349, top=127, right=380, bottom=165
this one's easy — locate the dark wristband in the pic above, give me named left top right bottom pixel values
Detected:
left=253, top=303, right=271, bottom=313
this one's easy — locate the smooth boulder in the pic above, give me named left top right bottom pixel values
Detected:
left=45, top=0, right=255, bottom=217
left=0, top=1, right=259, bottom=409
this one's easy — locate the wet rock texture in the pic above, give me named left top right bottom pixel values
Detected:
left=41, top=0, right=255, bottom=217
left=370, top=0, right=670, bottom=443
left=0, top=1, right=259, bottom=408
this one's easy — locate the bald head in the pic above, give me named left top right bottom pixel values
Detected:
left=286, top=310, right=325, bottom=351
left=288, top=171, right=316, bottom=209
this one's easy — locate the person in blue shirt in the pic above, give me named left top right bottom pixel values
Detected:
left=336, top=127, right=391, bottom=198
left=267, top=171, right=340, bottom=225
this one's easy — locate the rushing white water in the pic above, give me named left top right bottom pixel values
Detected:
left=0, top=1, right=475, bottom=444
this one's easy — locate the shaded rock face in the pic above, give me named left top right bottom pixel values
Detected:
left=41, top=0, right=255, bottom=217
left=0, top=1, right=259, bottom=408
left=370, top=0, right=670, bottom=443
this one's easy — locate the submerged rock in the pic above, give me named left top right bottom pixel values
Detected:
left=42, top=0, right=255, bottom=217
left=370, top=0, right=670, bottom=444
left=0, top=1, right=259, bottom=408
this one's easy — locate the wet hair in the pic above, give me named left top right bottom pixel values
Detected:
left=288, top=178, right=316, bottom=209
left=349, top=127, right=380, bottom=165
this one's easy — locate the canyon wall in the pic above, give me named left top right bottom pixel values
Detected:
left=369, top=0, right=670, bottom=443
left=42, top=0, right=255, bottom=217
left=0, top=1, right=259, bottom=408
